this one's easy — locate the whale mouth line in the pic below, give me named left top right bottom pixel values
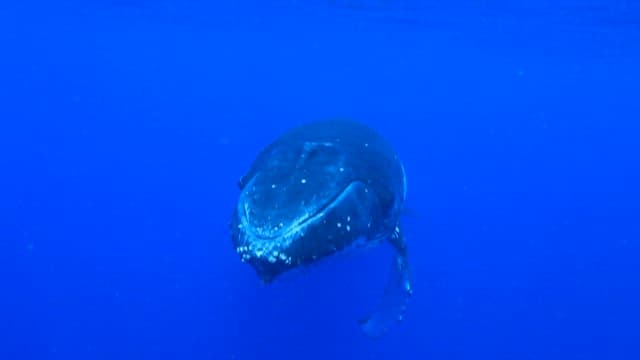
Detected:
left=293, top=183, right=353, bottom=229
left=242, top=181, right=361, bottom=242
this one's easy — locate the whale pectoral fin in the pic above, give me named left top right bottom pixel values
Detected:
left=359, top=227, right=412, bottom=338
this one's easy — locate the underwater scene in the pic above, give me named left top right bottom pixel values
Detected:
left=2, top=0, right=639, bottom=359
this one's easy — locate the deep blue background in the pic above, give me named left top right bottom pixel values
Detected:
left=2, top=1, right=639, bottom=359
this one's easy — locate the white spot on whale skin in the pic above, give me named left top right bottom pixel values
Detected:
left=346, top=225, right=351, bottom=232
left=337, top=222, right=342, bottom=228
left=271, top=184, right=276, bottom=189
left=405, top=281, right=413, bottom=295
left=301, top=178, right=307, bottom=184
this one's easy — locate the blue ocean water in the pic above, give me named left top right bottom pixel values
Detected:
left=1, top=0, right=639, bottom=359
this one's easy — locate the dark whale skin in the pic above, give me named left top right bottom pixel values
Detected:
left=230, top=119, right=407, bottom=283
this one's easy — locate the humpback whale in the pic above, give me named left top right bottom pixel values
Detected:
left=230, top=119, right=412, bottom=337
